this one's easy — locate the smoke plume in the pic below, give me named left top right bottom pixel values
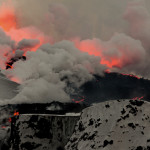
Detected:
left=3, top=41, right=105, bottom=103
left=0, top=0, right=150, bottom=103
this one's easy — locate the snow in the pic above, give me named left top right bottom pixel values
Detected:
left=66, top=99, right=150, bottom=150
left=21, top=113, right=81, bottom=116
left=11, top=114, right=80, bottom=150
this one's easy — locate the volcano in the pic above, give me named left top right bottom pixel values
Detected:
left=0, top=71, right=150, bottom=104
left=0, top=0, right=150, bottom=149
left=71, top=72, right=150, bottom=104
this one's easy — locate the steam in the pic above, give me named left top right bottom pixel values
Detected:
left=0, top=0, right=150, bottom=103
left=0, top=28, right=15, bottom=69
left=75, top=33, right=145, bottom=69
left=124, top=0, right=150, bottom=49
left=3, top=41, right=105, bottom=103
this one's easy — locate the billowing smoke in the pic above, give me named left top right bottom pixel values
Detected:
left=0, top=0, right=150, bottom=103
left=74, top=33, right=145, bottom=69
left=3, top=41, right=105, bottom=103
left=124, top=0, right=150, bottom=49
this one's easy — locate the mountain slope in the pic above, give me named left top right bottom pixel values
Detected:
left=66, top=99, right=150, bottom=150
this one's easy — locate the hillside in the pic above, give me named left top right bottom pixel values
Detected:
left=66, top=99, right=150, bottom=150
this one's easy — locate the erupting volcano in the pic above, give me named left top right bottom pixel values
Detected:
left=0, top=0, right=148, bottom=105
left=0, top=0, right=150, bottom=150
left=0, top=1, right=145, bottom=81
left=0, top=1, right=150, bottom=111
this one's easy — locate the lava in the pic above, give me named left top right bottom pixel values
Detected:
left=8, top=110, right=19, bottom=124
left=120, top=73, right=140, bottom=79
left=72, top=96, right=85, bottom=103
left=104, top=71, right=140, bottom=79
left=132, top=96, right=144, bottom=100
left=14, top=111, right=19, bottom=116
left=6, top=63, right=13, bottom=69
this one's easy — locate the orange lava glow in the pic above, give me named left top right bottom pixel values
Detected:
left=0, top=1, right=50, bottom=83
left=6, top=63, right=13, bottom=69
left=132, top=96, right=144, bottom=100
left=0, top=1, right=17, bottom=31
left=0, top=1, right=49, bottom=54
left=72, top=96, right=85, bottom=103
left=14, top=111, right=19, bottom=116
left=10, top=77, right=21, bottom=84
left=7, top=111, right=19, bottom=124
left=75, top=40, right=122, bottom=69
left=121, top=73, right=140, bottom=79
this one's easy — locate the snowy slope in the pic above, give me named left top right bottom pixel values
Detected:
left=66, top=99, right=150, bottom=150
left=11, top=114, right=80, bottom=150
left=0, top=72, right=18, bottom=100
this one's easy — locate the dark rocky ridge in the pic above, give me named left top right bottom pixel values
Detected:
left=77, top=72, right=150, bottom=104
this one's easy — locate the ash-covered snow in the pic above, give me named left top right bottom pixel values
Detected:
left=66, top=99, right=150, bottom=150
left=11, top=114, right=80, bottom=150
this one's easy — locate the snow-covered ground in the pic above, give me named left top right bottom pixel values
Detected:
left=66, top=99, right=150, bottom=150
left=11, top=114, right=80, bottom=150
left=21, top=113, right=81, bottom=116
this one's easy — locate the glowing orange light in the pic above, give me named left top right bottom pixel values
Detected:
left=14, top=111, right=19, bottom=116
left=0, top=1, right=17, bottom=31
left=72, top=96, right=85, bottom=103
left=132, top=96, right=144, bottom=100
left=10, top=77, right=21, bottom=84
left=6, top=63, right=13, bottom=69
left=121, top=73, right=140, bottom=79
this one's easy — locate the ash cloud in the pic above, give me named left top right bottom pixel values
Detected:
left=0, top=0, right=150, bottom=103
left=3, top=41, right=105, bottom=103
left=17, top=39, right=40, bottom=50
left=0, top=28, right=15, bottom=69
left=75, top=33, right=145, bottom=69
left=124, top=0, right=150, bottom=50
